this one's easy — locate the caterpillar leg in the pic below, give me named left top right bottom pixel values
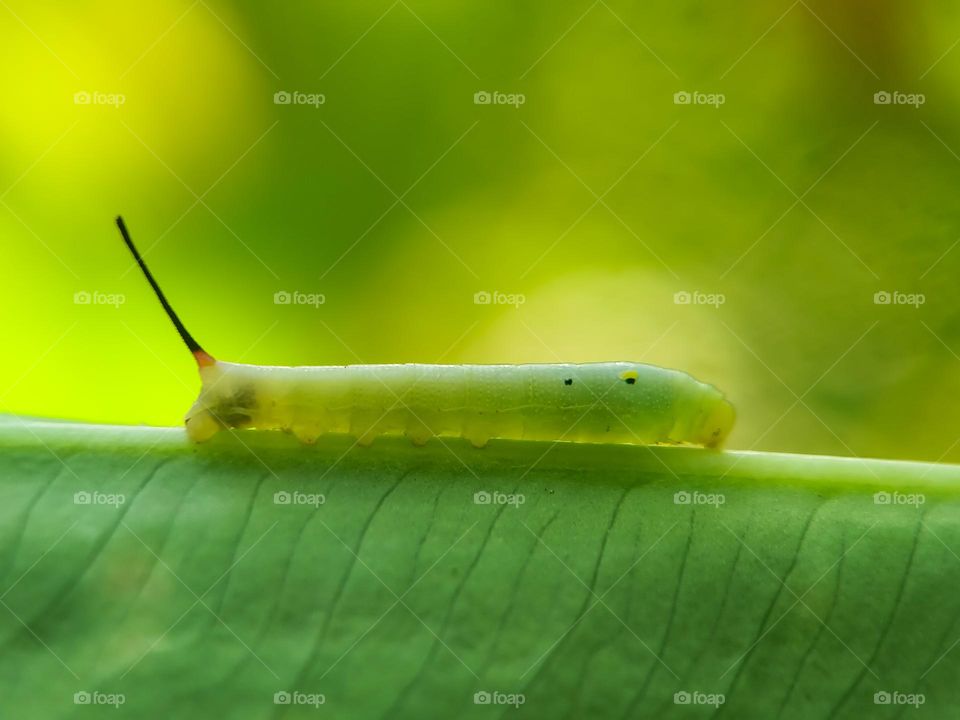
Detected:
left=463, top=430, right=490, bottom=449
left=349, top=415, right=378, bottom=447
left=354, top=432, right=377, bottom=447
left=292, top=423, right=324, bottom=445
left=405, top=418, right=433, bottom=447
left=406, top=430, right=431, bottom=447
left=463, top=419, right=493, bottom=449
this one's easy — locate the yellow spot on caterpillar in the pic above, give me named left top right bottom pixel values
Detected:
left=620, top=370, right=639, bottom=384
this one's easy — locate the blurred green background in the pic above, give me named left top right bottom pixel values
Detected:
left=2, top=0, right=959, bottom=462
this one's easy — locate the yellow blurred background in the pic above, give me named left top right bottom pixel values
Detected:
left=2, top=0, right=960, bottom=462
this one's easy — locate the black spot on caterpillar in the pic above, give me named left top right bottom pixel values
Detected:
left=210, top=385, right=257, bottom=428
left=116, top=217, right=736, bottom=449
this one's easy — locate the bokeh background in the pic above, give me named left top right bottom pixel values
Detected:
left=2, top=0, right=959, bottom=462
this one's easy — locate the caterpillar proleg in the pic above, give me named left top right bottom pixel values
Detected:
left=117, top=217, right=735, bottom=449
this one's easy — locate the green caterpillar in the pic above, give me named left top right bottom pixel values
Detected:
left=117, top=218, right=735, bottom=449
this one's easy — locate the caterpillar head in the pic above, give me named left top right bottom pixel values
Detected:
left=185, top=408, right=221, bottom=442
left=184, top=361, right=257, bottom=441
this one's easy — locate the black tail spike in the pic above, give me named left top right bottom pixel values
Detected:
left=116, top=216, right=214, bottom=365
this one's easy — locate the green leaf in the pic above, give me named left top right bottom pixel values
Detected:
left=1, top=418, right=958, bottom=718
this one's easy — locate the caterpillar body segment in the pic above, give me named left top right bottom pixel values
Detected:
left=184, top=360, right=735, bottom=448
left=115, top=216, right=736, bottom=450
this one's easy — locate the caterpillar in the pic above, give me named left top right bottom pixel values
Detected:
left=116, top=217, right=735, bottom=449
